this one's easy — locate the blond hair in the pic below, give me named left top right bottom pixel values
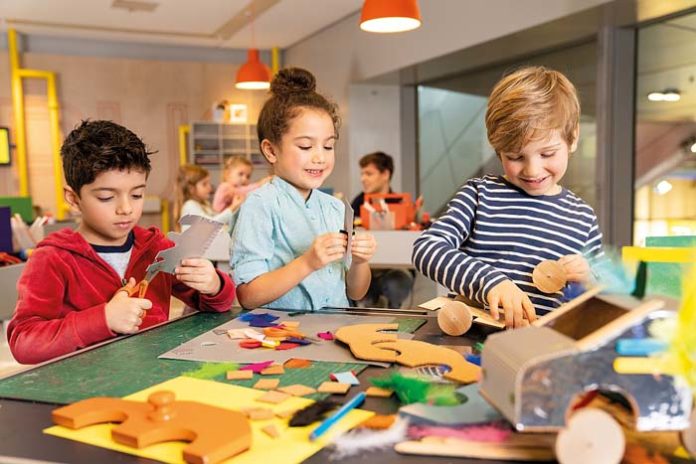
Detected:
left=485, top=66, right=579, bottom=154
left=224, top=155, right=252, bottom=171
left=173, top=164, right=210, bottom=227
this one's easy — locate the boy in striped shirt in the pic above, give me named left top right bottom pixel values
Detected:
left=412, top=66, right=603, bottom=329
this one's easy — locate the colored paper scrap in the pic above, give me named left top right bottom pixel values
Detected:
left=330, top=371, right=360, bottom=386
left=240, top=361, right=274, bottom=373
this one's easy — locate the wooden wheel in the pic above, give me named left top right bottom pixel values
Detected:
left=555, top=408, right=625, bottom=464
left=437, top=301, right=473, bottom=336
left=680, top=408, right=696, bottom=457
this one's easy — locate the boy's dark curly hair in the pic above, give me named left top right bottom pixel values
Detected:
left=61, top=120, right=155, bottom=194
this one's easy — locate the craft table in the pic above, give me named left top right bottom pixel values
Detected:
left=0, top=308, right=496, bottom=464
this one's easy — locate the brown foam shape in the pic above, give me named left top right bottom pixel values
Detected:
left=374, top=339, right=480, bottom=384
left=52, top=390, right=252, bottom=464
left=334, top=323, right=400, bottom=362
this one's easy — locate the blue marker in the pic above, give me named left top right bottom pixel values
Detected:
left=309, top=392, right=366, bottom=441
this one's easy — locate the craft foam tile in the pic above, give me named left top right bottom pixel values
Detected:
left=257, top=390, right=291, bottom=405
left=278, top=385, right=316, bottom=397
left=284, top=359, right=312, bottom=369
left=330, top=371, right=360, bottom=385
left=227, top=328, right=249, bottom=340
left=275, top=408, right=299, bottom=419
left=248, top=408, right=274, bottom=421
left=317, top=382, right=351, bottom=395
left=226, top=370, right=254, bottom=380
left=262, top=424, right=280, bottom=439
left=260, top=365, right=285, bottom=376
left=280, top=321, right=300, bottom=328
left=45, top=377, right=374, bottom=464
left=365, top=387, right=393, bottom=398
left=254, top=379, right=280, bottom=390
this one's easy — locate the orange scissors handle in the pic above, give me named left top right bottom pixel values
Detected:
left=118, top=279, right=149, bottom=299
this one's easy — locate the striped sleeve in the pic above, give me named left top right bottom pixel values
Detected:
left=412, top=181, right=508, bottom=306
left=584, top=215, right=604, bottom=260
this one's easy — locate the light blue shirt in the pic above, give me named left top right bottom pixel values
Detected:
left=230, top=176, right=349, bottom=310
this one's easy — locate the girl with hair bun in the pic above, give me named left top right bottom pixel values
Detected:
left=230, top=68, right=376, bottom=310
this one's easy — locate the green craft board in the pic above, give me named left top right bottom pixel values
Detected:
left=0, top=196, right=33, bottom=223
left=645, top=235, right=696, bottom=299
left=0, top=311, right=424, bottom=404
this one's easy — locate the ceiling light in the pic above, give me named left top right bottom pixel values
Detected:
left=691, top=141, right=696, bottom=154
left=235, top=49, right=271, bottom=90
left=654, top=180, right=673, bottom=195
left=360, top=0, right=421, bottom=33
left=647, top=88, right=681, bottom=102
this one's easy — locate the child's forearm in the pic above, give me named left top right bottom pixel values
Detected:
left=346, top=261, right=371, bottom=301
left=236, top=255, right=315, bottom=309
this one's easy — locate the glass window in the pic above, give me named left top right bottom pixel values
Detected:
left=418, top=42, right=599, bottom=217
left=634, top=13, right=696, bottom=245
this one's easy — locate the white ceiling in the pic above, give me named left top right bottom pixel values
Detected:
left=0, top=0, right=363, bottom=49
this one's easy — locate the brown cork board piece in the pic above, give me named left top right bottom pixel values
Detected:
left=277, top=384, right=316, bottom=397
left=253, top=378, right=280, bottom=390
left=365, top=386, right=393, bottom=398
left=256, top=390, right=291, bottom=405
left=226, top=370, right=253, bottom=380
left=260, top=364, right=285, bottom=376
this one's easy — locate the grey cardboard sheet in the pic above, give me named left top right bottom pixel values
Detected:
left=159, top=309, right=412, bottom=367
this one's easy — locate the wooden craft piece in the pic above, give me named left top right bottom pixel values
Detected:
left=260, top=364, right=285, bottom=376
left=555, top=408, right=625, bottom=464
left=532, top=260, right=567, bottom=294
left=334, top=323, right=400, bottom=362
left=52, top=390, right=251, bottom=464
left=317, top=382, right=351, bottom=394
left=395, top=436, right=555, bottom=461
left=374, top=339, right=480, bottom=384
left=254, top=379, right=280, bottom=390
left=226, top=370, right=253, bottom=380
left=256, top=390, right=291, bottom=405
left=262, top=424, right=280, bottom=439
left=365, top=386, right=393, bottom=398
left=278, top=384, right=316, bottom=397
left=437, top=301, right=473, bottom=336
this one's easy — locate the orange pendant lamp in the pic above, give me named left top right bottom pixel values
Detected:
left=360, top=0, right=421, bottom=33
left=235, top=48, right=271, bottom=90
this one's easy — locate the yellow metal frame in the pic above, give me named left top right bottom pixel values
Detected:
left=622, top=246, right=696, bottom=263
left=8, top=28, right=67, bottom=219
left=178, top=124, right=190, bottom=166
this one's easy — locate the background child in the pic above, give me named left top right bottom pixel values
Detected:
left=413, top=66, right=603, bottom=329
left=8, top=120, right=235, bottom=364
left=175, top=164, right=240, bottom=230
left=230, top=67, right=377, bottom=310
left=212, top=155, right=270, bottom=213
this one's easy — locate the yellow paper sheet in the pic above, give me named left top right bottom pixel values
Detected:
left=44, top=376, right=373, bottom=464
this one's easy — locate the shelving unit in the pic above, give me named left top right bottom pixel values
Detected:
left=189, top=122, right=266, bottom=184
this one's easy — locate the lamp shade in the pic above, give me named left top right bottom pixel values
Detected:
left=360, top=0, right=421, bottom=33
left=235, top=49, right=271, bottom=90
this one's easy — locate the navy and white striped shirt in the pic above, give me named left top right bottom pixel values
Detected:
left=412, top=176, right=603, bottom=313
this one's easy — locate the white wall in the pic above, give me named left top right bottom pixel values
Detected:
left=285, top=0, right=611, bottom=199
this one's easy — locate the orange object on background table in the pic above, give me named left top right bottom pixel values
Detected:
left=360, top=193, right=416, bottom=230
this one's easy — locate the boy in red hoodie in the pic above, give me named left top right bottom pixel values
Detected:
left=8, top=120, right=235, bottom=364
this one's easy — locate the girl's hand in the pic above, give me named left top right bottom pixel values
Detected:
left=175, top=259, right=221, bottom=295
left=350, top=232, right=376, bottom=264
left=106, top=278, right=152, bottom=334
left=229, top=194, right=245, bottom=213
left=487, top=280, right=536, bottom=329
left=559, top=254, right=591, bottom=283
left=303, top=232, right=347, bottom=271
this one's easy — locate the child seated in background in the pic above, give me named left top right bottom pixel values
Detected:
left=412, top=66, right=603, bottom=329
left=212, top=155, right=270, bottom=213
left=231, top=67, right=377, bottom=310
left=175, top=164, right=240, bottom=229
left=8, top=120, right=235, bottom=364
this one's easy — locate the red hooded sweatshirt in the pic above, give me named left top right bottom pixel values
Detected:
left=8, top=226, right=235, bottom=364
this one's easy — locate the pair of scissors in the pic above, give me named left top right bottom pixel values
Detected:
left=120, top=261, right=162, bottom=299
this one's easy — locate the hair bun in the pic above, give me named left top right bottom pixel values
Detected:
left=270, top=67, right=316, bottom=97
